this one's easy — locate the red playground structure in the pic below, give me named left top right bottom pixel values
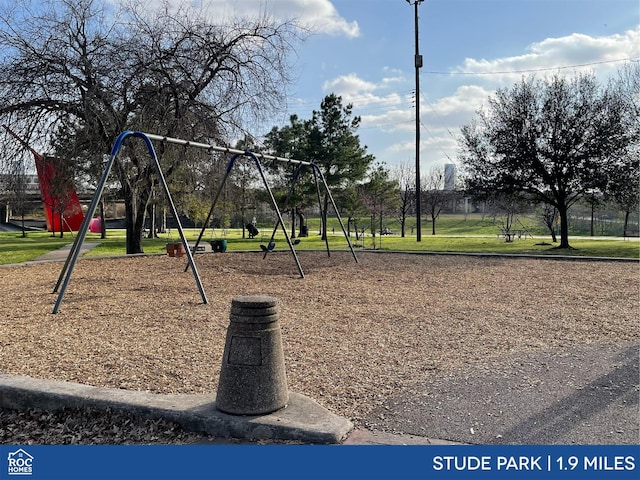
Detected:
left=2, top=125, right=84, bottom=232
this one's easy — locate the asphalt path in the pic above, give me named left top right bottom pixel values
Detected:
left=0, top=223, right=21, bottom=232
left=364, top=342, right=639, bottom=445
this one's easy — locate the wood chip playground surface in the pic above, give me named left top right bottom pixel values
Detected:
left=0, top=251, right=638, bottom=443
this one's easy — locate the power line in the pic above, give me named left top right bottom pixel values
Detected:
left=359, top=120, right=413, bottom=130
left=420, top=92, right=458, bottom=140
left=424, top=57, right=638, bottom=76
left=419, top=120, right=456, bottom=165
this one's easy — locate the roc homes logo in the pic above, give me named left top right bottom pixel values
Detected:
left=7, top=449, right=33, bottom=476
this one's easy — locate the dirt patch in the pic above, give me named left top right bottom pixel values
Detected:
left=1, top=251, right=638, bottom=440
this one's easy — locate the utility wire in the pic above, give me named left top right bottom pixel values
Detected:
left=424, top=57, right=637, bottom=75
left=419, top=119, right=457, bottom=165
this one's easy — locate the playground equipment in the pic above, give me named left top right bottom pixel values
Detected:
left=160, top=133, right=359, bottom=278
left=2, top=124, right=84, bottom=232
left=52, top=131, right=357, bottom=313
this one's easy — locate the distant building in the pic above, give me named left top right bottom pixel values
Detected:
left=444, top=163, right=456, bottom=190
left=0, top=173, right=40, bottom=194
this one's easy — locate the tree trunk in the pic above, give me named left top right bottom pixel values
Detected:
left=124, top=190, right=146, bottom=254
left=558, top=204, right=571, bottom=249
left=290, top=209, right=296, bottom=239
left=160, top=207, right=167, bottom=234
left=379, top=211, right=383, bottom=249
left=431, top=213, right=436, bottom=235
left=99, top=200, right=106, bottom=239
left=623, top=210, right=630, bottom=233
left=148, top=203, right=156, bottom=239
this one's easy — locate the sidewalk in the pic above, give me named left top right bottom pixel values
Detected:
left=27, top=242, right=100, bottom=263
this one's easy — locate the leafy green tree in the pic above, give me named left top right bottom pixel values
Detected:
left=307, top=94, right=375, bottom=239
left=264, top=115, right=315, bottom=237
left=265, top=97, right=374, bottom=240
left=459, top=71, right=637, bottom=249
left=337, top=182, right=367, bottom=240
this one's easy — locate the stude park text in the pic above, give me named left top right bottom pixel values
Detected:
left=432, top=455, right=636, bottom=472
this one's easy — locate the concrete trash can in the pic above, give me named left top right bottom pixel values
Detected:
left=216, top=295, right=289, bottom=415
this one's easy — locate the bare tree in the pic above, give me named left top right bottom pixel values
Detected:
left=0, top=0, right=300, bottom=253
left=422, top=166, right=452, bottom=236
left=391, top=161, right=414, bottom=237
left=540, top=203, right=558, bottom=243
left=606, top=63, right=640, bottom=233
left=3, top=153, right=30, bottom=237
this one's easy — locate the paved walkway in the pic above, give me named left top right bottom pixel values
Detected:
left=27, top=242, right=100, bottom=263
left=362, top=343, right=638, bottom=445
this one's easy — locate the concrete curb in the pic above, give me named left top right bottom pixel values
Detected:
left=0, top=374, right=353, bottom=444
left=342, top=429, right=461, bottom=445
left=358, top=249, right=640, bottom=263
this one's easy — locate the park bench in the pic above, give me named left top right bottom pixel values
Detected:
left=497, top=227, right=524, bottom=242
left=623, top=229, right=639, bottom=239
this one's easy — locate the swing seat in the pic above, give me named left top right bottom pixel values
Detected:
left=260, top=242, right=276, bottom=252
left=246, top=223, right=259, bottom=238
left=211, top=239, right=227, bottom=253
left=293, top=238, right=301, bottom=245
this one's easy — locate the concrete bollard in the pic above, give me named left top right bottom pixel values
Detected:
left=216, top=295, right=289, bottom=415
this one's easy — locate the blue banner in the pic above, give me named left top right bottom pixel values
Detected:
left=1, top=445, right=638, bottom=480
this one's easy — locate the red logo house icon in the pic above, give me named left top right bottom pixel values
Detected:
left=7, top=448, right=33, bottom=475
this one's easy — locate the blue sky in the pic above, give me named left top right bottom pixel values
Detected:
left=6, top=0, right=637, bottom=174
left=206, top=0, right=638, bottom=173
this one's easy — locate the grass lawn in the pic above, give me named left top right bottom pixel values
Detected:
left=1, top=222, right=638, bottom=265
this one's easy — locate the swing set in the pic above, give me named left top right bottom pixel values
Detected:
left=52, top=130, right=357, bottom=313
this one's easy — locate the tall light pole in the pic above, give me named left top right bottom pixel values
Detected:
left=406, top=0, right=423, bottom=242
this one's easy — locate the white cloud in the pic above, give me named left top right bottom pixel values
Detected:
left=292, top=0, right=360, bottom=38
left=320, top=73, right=413, bottom=132
left=322, top=73, right=376, bottom=95
left=150, top=0, right=360, bottom=38
left=455, top=26, right=639, bottom=82
left=425, top=85, right=491, bottom=120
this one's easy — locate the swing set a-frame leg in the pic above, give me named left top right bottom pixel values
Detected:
left=53, top=131, right=208, bottom=314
